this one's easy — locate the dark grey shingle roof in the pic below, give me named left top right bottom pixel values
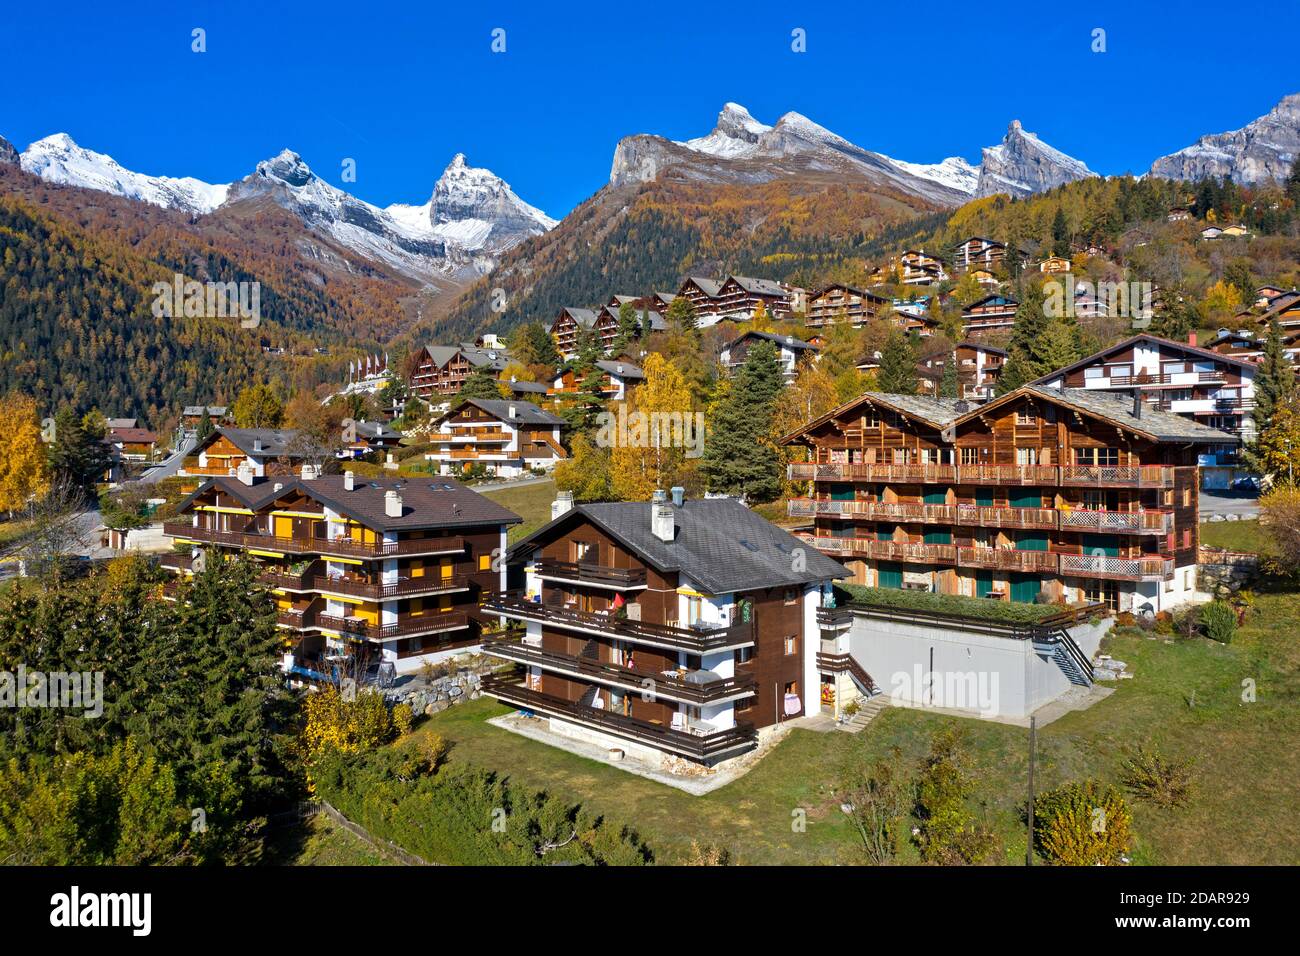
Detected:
left=594, top=360, right=645, bottom=379
left=1028, top=386, right=1241, bottom=444
left=213, top=426, right=329, bottom=459
left=859, top=392, right=968, bottom=426
left=176, top=474, right=521, bottom=532
left=516, top=499, right=844, bottom=594
left=443, top=398, right=565, bottom=426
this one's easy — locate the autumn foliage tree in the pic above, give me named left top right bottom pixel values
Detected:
left=0, top=392, right=50, bottom=513
left=609, top=352, right=700, bottom=500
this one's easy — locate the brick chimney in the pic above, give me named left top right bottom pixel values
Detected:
left=384, top=490, right=403, bottom=518
left=1188, top=331, right=1197, bottom=347
left=651, top=489, right=675, bottom=543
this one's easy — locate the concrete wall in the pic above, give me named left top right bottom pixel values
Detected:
left=845, top=612, right=1111, bottom=720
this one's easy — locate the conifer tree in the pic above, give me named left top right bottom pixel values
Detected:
left=702, top=341, right=784, bottom=502
left=456, top=368, right=506, bottom=401
left=938, top=354, right=960, bottom=398
left=876, top=329, right=918, bottom=394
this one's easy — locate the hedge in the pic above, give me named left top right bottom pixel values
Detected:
left=836, top=584, right=1072, bottom=625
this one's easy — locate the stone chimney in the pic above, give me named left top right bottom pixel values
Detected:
left=384, top=490, right=403, bottom=518
left=236, top=460, right=255, bottom=486
left=651, top=489, right=675, bottom=543
left=551, top=490, right=574, bottom=520
left=343, top=470, right=354, bottom=491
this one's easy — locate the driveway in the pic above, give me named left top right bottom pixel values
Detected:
left=1199, top=490, right=1260, bottom=520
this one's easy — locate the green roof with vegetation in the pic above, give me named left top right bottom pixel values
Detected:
left=835, top=584, right=1076, bottom=624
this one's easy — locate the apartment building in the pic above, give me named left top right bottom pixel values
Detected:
left=870, top=250, right=949, bottom=287
left=950, top=236, right=1007, bottom=273
left=961, top=294, right=1019, bottom=335
left=918, top=342, right=1006, bottom=401
left=551, top=360, right=645, bottom=401
left=427, top=398, right=567, bottom=478
left=407, top=343, right=511, bottom=399
left=480, top=490, right=845, bottom=767
left=180, top=427, right=328, bottom=479
left=1030, top=334, right=1257, bottom=477
left=805, top=284, right=890, bottom=331
left=674, top=275, right=801, bottom=327
left=783, top=385, right=1236, bottom=616
left=162, top=470, right=520, bottom=676
left=719, top=330, right=819, bottom=382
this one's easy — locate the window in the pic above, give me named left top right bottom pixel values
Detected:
left=1183, top=529, right=1192, bottom=548
left=1016, top=408, right=1035, bottom=425
left=1016, top=447, right=1038, bottom=466
left=735, top=646, right=754, bottom=665
left=1085, top=582, right=1119, bottom=611
left=784, top=636, right=798, bottom=656
left=1164, top=489, right=1174, bottom=506
left=478, top=554, right=492, bottom=571
left=960, top=447, right=980, bottom=465
left=784, top=588, right=798, bottom=605
left=1182, top=488, right=1191, bottom=507
left=863, top=410, right=880, bottom=428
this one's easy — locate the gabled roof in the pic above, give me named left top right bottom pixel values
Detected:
left=951, top=386, right=1239, bottom=445
left=724, top=275, right=788, bottom=297
left=963, top=293, right=1018, bottom=311
left=176, top=474, right=521, bottom=533
left=106, top=418, right=138, bottom=430
left=183, top=405, right=226, bottom=417
left=594, top=360, right=645, bottom=380
left=438, top=398, right=565, bottom=426
left=512, top=498, right=844, bottom=595
left=1258, top=291, right=1300, bottom=321
left=958, top=340, right=1008, bottom=356
left=654, top=291, right=677, bottom=303
left=779, top=391, right=966, bottom=445
left=1027, top=334, right=1256, bottom=386
left=810, top=283, right=890, bottom=303
left=680, top=276, right=723, bottom=297
left=956, top=236, right=1004, bottom=248
left=722, top=330, right=818, bottom=353
left=201, top=426, right=329, bottom=459
left=507, top=379, right=550, bottom=395
left=109, top=427, right=158, bottom=444
left=554, top=307, right=600, bottom=329
left=353, top=421, right=402, bottom=441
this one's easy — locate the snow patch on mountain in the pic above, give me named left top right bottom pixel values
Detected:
left=20, top=133, right=230, bottom=214
left=1149, top=92, right=1300, bottom=185
left=974, top=120, right=1096, bottom=198
left=885, top=155, right=980, bottom=195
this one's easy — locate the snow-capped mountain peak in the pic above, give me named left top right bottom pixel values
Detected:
left=1149, top=92, right=1300, bottom=185
left=679, top=102, right=772, bottom=158
left=885, top=155, right=981, bottom=195
left=974, top=120, right=1096, bottom=198
left=20, top=133, right=230, bottom=214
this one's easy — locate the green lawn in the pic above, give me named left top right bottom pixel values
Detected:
left=482, top=479, right=557, bottom=543
left=1200, top=519, right=1265, bottom=553
left=411, top=587, right=1300, bottom=865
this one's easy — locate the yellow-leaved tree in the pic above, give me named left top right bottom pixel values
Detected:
left=0, top=393, right=51, bottom=514
left=773, top=359, right=841, bottom=498
left=609, top=352, right=699, bottom=500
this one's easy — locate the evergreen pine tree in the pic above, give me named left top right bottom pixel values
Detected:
left=1254, top=319, right=1295, bottom=427
left=938, top=354, right=959, bottom=398
left=702, top=341, right=784, bottom=502
left=875, top=329, right=918, bottom=394
left=47, top=407, right=110, bottom=500
left=996, top=284, right=1052, bottom=394
left=456, top=368, right=505, bottom=401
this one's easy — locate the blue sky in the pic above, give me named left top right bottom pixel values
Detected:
left=3, top=0, right=1298, bottom=218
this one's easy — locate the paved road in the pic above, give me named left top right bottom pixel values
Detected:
left=140, top=437, right=194, bottom=483
left=1199, top=491, right=1260, bottom=520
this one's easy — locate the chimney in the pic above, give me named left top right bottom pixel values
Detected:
left=300, top=463, right=320, bottom=480
left=273, top=482, right=283, bottom=493
left=651, top=490, right=675, bottom=543
left=508, top=404, right=517, bottom=419
left=1132, top=391, right=1143, bottom=419
left=236, top=460, right=255, bottom=486
left=551, top=490, right=574, bottom=520
left=1188, top=331, right=1197, bottom=347
left=385, top=490, right=403, bottom=518
left=253, top=438, right=264, bottom=453
left=344, top=470, right=354, bottom=491
left=671, top=486, right=685, bottom=507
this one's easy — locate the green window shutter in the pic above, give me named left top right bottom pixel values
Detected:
left=878, top=563, right=903, bottom=589
left=975, top=570, right=993, bottom=597
left=1082, top=534, right=1121, bottom=557
left=975, top=489, right=994, bottom=507
left=831, top=483, right=854, bottom=501
left=924, top=529, right=952, bottom=544
left=923, top=490, right=946, bottom=504
left=1017, top=532, right=1048, bottom=551
left=1010, top=573, right=1040, bottom=603
left=1010, top=488, right=1042, bottom=508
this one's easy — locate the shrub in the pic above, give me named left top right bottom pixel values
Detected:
left=685, top=841, right=732, bottom=865
left=391, top=703, right=414, bottom=736
left=839, top=747, right=912, bottom=865
left=914, top=729, right=996, bottom=865
left=1033, top=780, right=1132, bottom=865
left=1198, top=600, right=1236, bottom=644
left=1119, top=743, right=1196, bottom=809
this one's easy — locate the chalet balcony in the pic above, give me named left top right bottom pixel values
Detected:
left=480, top=672, right=758, bottom=763
left=1057, top=508, right=1174, bottom=535
left=485, top=595, right=755, bottom=653
left=532, top=559, right=648, bottom=590
left=303, top=572, right=471, bottom=600
left=797, top=534, right=958, bottom=566
left=316, top=610, right=470, bottom=641
left=1098, top=371, right=1226, bottom=388
left=788, top=462, right=1175, bottom=488
left=816, top=605, right=854, bottom=631
left=813, top=651, right=879, bottom=695
left=163, top=521, right=466, bottom=559
left=481, top=636, right=756, bottom=706
left=788, top=498, right=1058, bottom=530
left=276, top=607, right=320, bottom=631
left=1058, top=553, right=1174, bottom=582
left=955, top=546, right=1058, bottom=573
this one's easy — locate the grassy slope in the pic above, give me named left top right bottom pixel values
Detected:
left=481, top=479, right=558, bottom=544
left=1199, top=519, right=1264, bottom=554
left=408, top=588, right=1300, bottom=865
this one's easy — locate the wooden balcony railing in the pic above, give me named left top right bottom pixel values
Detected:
left=798, top=534, right=1176, bottom=581
left=316, top=610, right=469, bottom=640
left=480, top=673, right=758, bottom=762
left=306, top=572, right=471, bottom=600
left=788, top=462, right=1175, bottom=488
left=163, top=521, right=465, bottom=558
left=485, top=595, right=755, bottom=653
left=481, top=636, right=756, bottom=705
left=532, top=559, right=647, bottom=589
left=791, top=499, right=1172, bottom=534
left=276, top=607, right=320, bottom=630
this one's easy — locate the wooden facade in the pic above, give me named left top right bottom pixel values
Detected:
left=805, top=284, right=889, bottom=330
